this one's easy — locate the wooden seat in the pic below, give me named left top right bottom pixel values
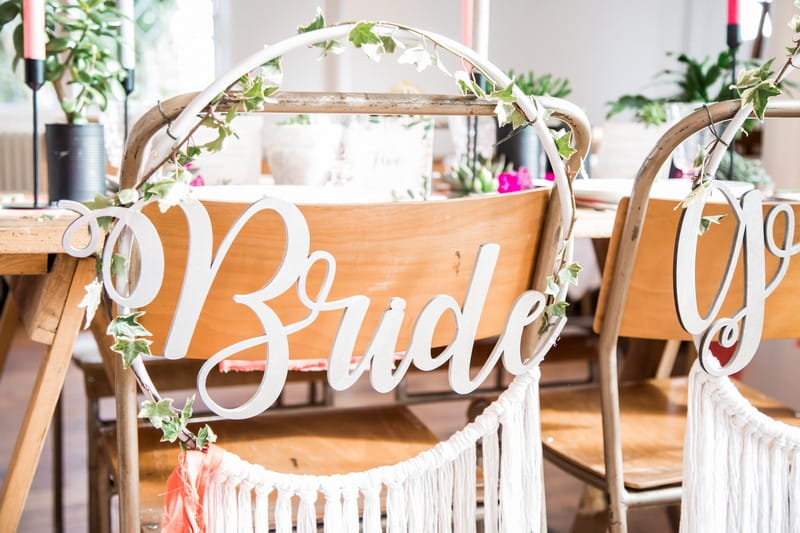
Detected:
left=103, top=405, right=438, bottom=530
left=541, top=378, right=800, bottom=491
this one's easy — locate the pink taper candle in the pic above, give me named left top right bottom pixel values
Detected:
left=22, top=0, right=45, bottom=60
left=461, top=0, right=473, bottom=48
left=727, top=0, right=739, bottom=25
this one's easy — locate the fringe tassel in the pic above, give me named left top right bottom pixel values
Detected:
left=297, top=486, right=318, bottom=533
left=167, top=370, right=549, bottom=533
left=386, top=474, right=408, bottom=533
left=681, top=361, right=800, bottom=533
left=236, top=480, right=253, bottom=533
left=482, top=428, right=500, bottom=533
left=341, top=484, right=360, bottom=533
left=499, top=403, right=524, bottom=533
left=321, top=481, right=343, bottom=533
left=274, top=485, right=294, bottom=533
left=362, top=477, right=382, bottom=533
left=253, top=483, right=272, bottom=533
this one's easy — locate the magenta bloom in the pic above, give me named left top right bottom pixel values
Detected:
left=517, top=166, right=532, bottom=189
left=498, top=172, right=522, bottom=194
left=189, top=175, right=205, bottom=187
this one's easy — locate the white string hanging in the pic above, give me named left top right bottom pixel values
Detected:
left=201, top=368, right=545, bottom=532
left=680, top=361, right=800, bottom=532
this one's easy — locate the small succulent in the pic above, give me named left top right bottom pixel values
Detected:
left=443, top=153, right=510, bottom=195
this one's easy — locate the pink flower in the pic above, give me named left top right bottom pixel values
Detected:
left=517, top=166, right=532, bottom=189
left=189, top=175, right=205, bottom=187
left=498, top=172, right=522, bottom=194
left=544, top=171, right=555, bottom=182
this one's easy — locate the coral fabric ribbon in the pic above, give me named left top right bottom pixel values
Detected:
left=161, top=444, right=225, bottom=533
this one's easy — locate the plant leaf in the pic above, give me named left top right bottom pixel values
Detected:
left=348, top=21, right=381, bottom=47
left=397, top=44, right=432, bottom=72
left=551, top=129, right=577, bottom=159
left=111, top=337, right=152, bottom=368
left=557, top=262, right=583, bottom=286
left=698, top=214, right=726, bottom=235
left=297, top=7, right=325, bottom=34
left=78, top=278, right=103, bottom=329
left=138, top=398, right=176, bottom=430
left=544, top=276, right=560, bottom=296
left=82, top=193, right=113, bottom=210
left=110, top=253, right=127, bottom=276
left=195, top=424, right=217, bottom=449
left=107, top=311, right=152, bottom=339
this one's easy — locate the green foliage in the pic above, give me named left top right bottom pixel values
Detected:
left=716, top=151, right=772, bottom=187
left=138, top=396, right=195, bottom=444
left=297, top=7, right=343, bottom=56
left=558, top=262, right=583, bottom=286
left=107, top=311, right=152, bottom=339
left=0, top=0, right=126, bottom=123
left=731, top=58, right=780, bottom=120
left=111, top=336, right=152, bottom=368
left=278, top=114, right=311, bottom=126
left=195, top=424, right=217, bottom=449
left=607, top=50, right=752, bottom=126
left=698, top=214, right=726, bottom=236
left=507, top=69, right=571, bottom=98
left=551, top=129, right=577, bottom=159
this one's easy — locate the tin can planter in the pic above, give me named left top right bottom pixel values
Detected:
left=45, top=123, right=106, bottom=203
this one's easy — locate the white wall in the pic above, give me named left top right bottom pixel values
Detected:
left=214, top=0, right=726, bottom=124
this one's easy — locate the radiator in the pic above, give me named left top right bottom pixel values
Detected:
left=0, top=128, right=46, bottom=194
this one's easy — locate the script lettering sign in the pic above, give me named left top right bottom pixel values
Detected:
left=675, top=183, right=800, bottom=376
left=62, top=196, right=566, bottom=419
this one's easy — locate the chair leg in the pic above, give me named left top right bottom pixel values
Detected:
left=570, top=485, right=609, bottom=533
left=85, top=388, right=103, bottom=533
left=666, top=503, right=681, bottom=532
left=52, top=394, right=64, bottom=533
left=0, top=294, right=19, bottom=380
left=95, top=445, right=112, bottom=533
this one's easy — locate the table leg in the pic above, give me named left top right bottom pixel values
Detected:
left=0, top=258, right=93, bottom=532
left=0, top=295, right=20, bottom=379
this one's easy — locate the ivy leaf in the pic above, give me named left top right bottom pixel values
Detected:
left=195, top=424, right=218, bottom=449
left=379, top=35, right=399, bottom=54
left=348, top=21, right=381, bottom=48
left=494, top=101, right=516, bottom=127
left=490, top=82, right=516, bottom=103
left=160, top=418, right=183, bottom=443
left=698, top=214, right=726, bottom=235
left=398, top=45, right=432, bottom=72
left=557, top=262, right=583, bottom=286
left=117, top=188, right=138, bottom=205
left=318, top=39, right=344, bottom=56
left=790, top=14, right=800, bottom=33
left=82, top=193, right=113, bottom=210
left=740, top=80, right=780, bottom=120
left=111, top=337, right=152, bottom=368
left=692, top=145, right=707, bottom=169
left=110, top=253, right=127, bottom=276
left=544, top=301, right=569, bottom=319
left=138, top=398, right=176, bottom=430
left=544, top=275, right=560, bottom=296
left=434, top=51, right=451, bottom=76
left=78, top=278, right=103, bottom=329
left=454, top=70, right=486, bottom=97
left=180, top=395, right=195, bottom=422
left=260, top=57, right=283, bottom=88
left=551, top=129, right=577, bottom=159
left=297, top=7, right=325, bottom=34
left=361, top=42, right=385, bottom=62
left=107, top=311, right=152, bottom=338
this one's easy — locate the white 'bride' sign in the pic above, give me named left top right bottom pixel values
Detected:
left=61, top=196, right=568, bottom=419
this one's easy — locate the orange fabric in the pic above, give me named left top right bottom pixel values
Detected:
left=161, top=444, right=225, bottom=533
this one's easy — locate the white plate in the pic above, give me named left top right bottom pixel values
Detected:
left=573, top=178, right=754, bottom=205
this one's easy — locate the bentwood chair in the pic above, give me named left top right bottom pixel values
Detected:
left=59, top=22, right=591, bottom=532
left=540, top=100, right=800, bottom=533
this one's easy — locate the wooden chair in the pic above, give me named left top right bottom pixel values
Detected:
left=540, top=100, right=800, bottom=533
left=61, top=23, right=591, bottom=532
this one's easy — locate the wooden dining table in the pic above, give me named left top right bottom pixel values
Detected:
left=0, top=202, right=616, bottom=531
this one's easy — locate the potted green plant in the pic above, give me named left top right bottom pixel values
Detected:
left=606, top=50, right=776, bottom=187
left=0, top=0, right=125, bottom=202
left=495, top=70, right=572, bottom=177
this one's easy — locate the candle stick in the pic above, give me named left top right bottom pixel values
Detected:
left=727, top=0, right=740, bottom=181
left=23, top=0, right=45, bottom=208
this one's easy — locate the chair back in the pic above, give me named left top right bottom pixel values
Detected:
left=596, top=196, right=800, bottom=341
left=140, top=190, right=549, bottom=362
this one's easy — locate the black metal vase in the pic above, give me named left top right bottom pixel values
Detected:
left=45, top=123, right=106, bottom=203
left=495, top=123, right=541, bottom=178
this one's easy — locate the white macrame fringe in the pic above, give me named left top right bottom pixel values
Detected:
left=681, top=361, right=800, bottom=533
left=202, top=368, right=545, bottom=532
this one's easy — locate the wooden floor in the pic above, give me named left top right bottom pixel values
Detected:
left=0, top=327, right=673, bottom=532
